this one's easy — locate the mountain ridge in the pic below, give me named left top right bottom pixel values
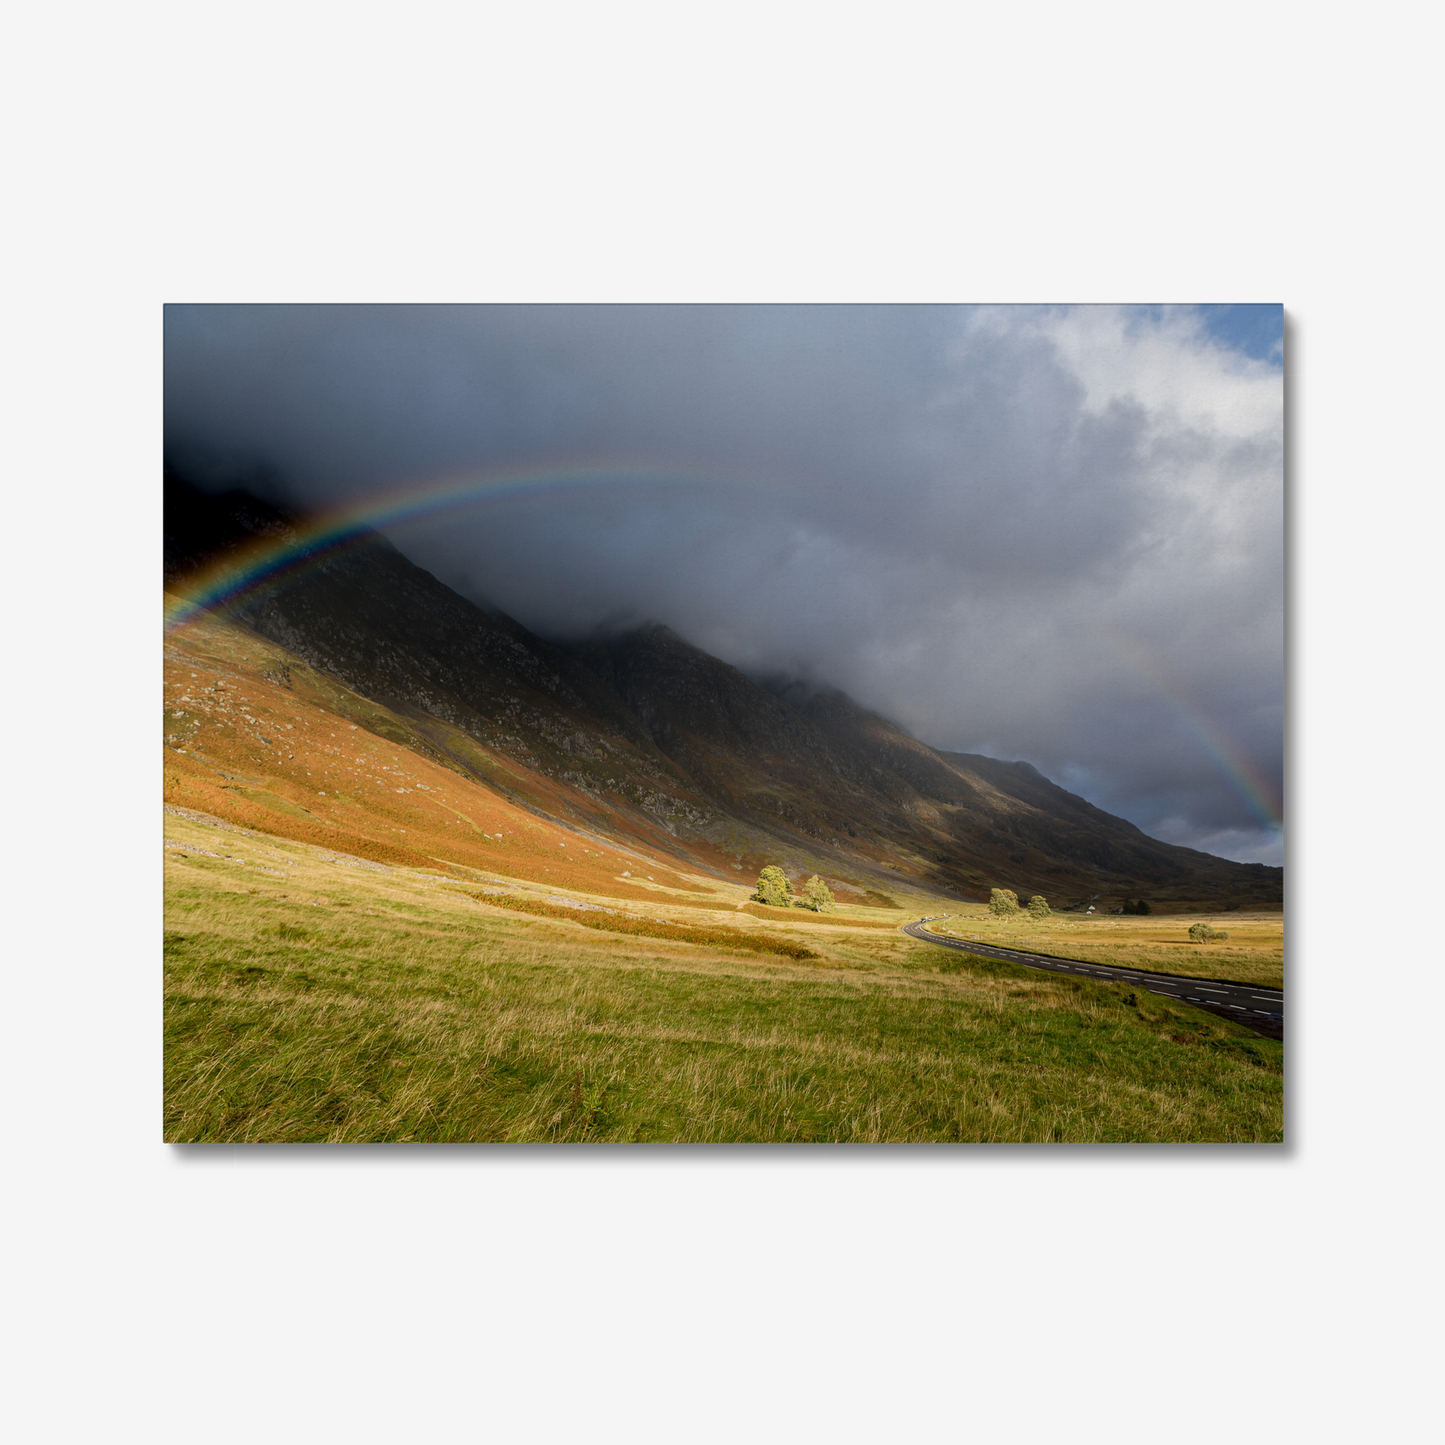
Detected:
left=163, top=472, right=1281, bottom=908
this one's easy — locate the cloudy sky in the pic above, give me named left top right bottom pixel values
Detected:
left=164, top=304, right=1283, bottom=865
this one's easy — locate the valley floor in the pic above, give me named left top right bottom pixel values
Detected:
left=163, top=596, right=1283, bottom=1144
left=164, top=812, right=1283, bottom=1144
left=921, top=912, right=1284, bottom=991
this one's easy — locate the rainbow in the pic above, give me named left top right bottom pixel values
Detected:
left=1097, top=625, right=1283, bottom=834
left=163, top=457, right=773, bottom=635
left=164, top=467, right=1283, bottom=839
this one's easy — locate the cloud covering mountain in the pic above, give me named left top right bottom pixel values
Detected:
left=164, top=304, right=1283, bottom=864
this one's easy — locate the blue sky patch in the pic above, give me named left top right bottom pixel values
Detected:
left=1196, top=303, right=1283, bottom=365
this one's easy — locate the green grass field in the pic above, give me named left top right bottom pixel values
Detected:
left=165, top=814, right=1283, bottom=1143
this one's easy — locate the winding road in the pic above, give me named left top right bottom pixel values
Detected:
left=903, top=920, right=1284, bottom=1040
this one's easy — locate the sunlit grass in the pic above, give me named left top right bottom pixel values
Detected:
left=165, top=816, right=1283, bottom=1143
left=925, top=909, right=1283, bottom=990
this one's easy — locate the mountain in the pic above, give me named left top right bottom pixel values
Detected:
left=163, top=472, right=1281, bottom=909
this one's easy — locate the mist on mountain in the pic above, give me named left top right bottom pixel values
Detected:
left=164, top=304, right=1283, bottom=863
left=164, top=474, right=1280, bottom=908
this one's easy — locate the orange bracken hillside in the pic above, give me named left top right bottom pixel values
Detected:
left=164, top=595, right=721, bottom=905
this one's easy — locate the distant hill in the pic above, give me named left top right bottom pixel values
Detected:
left=163, top=471, right=1282, bottom=908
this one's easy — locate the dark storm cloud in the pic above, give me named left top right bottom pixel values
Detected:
left=164, top=304, right=1284, bottom=864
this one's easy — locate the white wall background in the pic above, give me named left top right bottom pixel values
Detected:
left=3, top=2, right=1437, bottom=1442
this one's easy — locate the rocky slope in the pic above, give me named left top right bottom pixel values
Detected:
left=164, top=472, right=1282, bottom=908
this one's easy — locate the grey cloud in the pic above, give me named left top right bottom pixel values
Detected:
left=164, top=303, right=1283, bottom=864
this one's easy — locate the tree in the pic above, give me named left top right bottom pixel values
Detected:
left=989, top=888, right=1021, bottom=915
left=1027, top=894, right=1051, bottom=917
left=753, top=866, right=794, bottom=908
left=1135, top=899, right=1151, bottom=916
left=1189, top=922, right=1230, bottom=943
left=804, top=875, right=835, bottom=912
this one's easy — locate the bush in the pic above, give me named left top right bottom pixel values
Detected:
left=1188, top=922, right=1230, bottom=943
left=989, top=888, right=1021, bottom=916
left=753, top=865, right=794, bottom=908
left=804, top=875, right=835, bottom=912
left=1026, top=894, right=1051, bottom=917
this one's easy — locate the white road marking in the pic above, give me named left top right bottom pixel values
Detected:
left=1197, top=986, right=1229, bottom=993
left=1250, top=995, right=1282, bottom=1001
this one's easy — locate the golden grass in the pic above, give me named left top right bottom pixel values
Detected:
left=461, top=889, right=822, bottom=959
left=165, top=814, right=1283, bottom=1143
left=737, top=902, right=900, bottom=928
left=925, top=909, right=1284, bottom=990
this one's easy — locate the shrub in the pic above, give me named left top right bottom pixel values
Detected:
left=1188, top=922, right=1230, bottom=943
left=804, top=875, right=835, bottom=912
left=989, top=888, right=1021, bottom=916
left=753, top=865, right=794, bottom=908
left=1026, top=894, right=1051, bottom=917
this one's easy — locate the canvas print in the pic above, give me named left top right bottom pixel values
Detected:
left=163, top=304, right=1283, bottom=1143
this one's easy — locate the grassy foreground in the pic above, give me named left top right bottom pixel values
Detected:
left=165, top=816, right=1283, bottom=1144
